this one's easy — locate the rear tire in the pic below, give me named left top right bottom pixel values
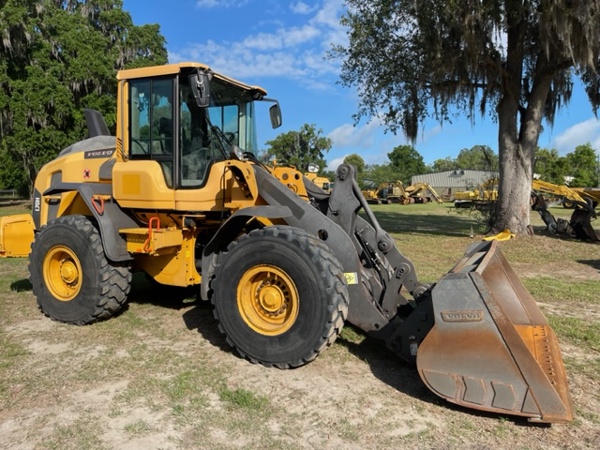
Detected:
left=29, top=215, right=132, bottom=325
left=211, top=226, right=349, bottom=368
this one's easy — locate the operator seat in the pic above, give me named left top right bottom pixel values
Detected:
left=182, top=135, right=212, bottom=185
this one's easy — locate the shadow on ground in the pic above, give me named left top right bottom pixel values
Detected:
left=128, top=273, right=232, bottom=354
left=10, top=278, right=32, bottom=292
left=369, top=209, right=481, bottom=237
left=337, top=325, right=535, bottom=426
left=128, top=273, right=200, bottom=309
left=577, top=259, right=600, bottom=270
left=181, top=301, right=233, bottom=354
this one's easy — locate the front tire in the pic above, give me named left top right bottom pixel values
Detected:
left=29, top=215, right=132, bottom=325
left=211, top=226, right=349, bottom=368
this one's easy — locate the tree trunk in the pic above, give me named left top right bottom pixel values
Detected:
left=495, top=136, right=535, bottom=235
left=494, top=23, right=553, bottom=236
left=495, top=81, right=552, bottom=235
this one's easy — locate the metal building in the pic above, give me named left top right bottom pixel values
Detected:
left=411, top=169, right=499, bottom=200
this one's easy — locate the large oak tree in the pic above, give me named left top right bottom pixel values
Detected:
left=0, top=0, right=167, bottom=194
left=333, top=0, right=600, bottom=234
left=263, top=124, right=332, bottom=172
left=387, top=144, right=428, bottom=183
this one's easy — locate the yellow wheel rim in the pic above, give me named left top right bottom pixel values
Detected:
left=43, top=246, right=83, bottom=301
left=237, top=264, right=299, bottom=336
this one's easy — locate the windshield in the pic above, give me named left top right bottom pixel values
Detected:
left=180, top=76, right=259, bottom=157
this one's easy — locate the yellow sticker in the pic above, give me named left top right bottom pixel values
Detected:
left=344, top=272, right=358, bottom=285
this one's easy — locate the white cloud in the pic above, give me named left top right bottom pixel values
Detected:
left=419, top=124, right=443, bottom=143
left=290, top=1, right=317, bottom=15
left=552, top=118, right=600, bottom=154
left=241, top=32, right=285, bottom=51
left=170, top=41, right=307, bottom=79
left=313, top=0, right=344, bottom=29
left=326, top=120, right=401, bottom=169
left=197, top=0, right=249, bottom=8
left=284, top=24, right=322, bottom=46
left=328, top=120, right=381, bottom=148
left=241, top=25, right=321, bottom=51
left=174, top=0, right=346, bottom=87
left=326, top=155, right=347, bottom=171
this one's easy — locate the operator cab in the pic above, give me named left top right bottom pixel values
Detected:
left=125, top=65, right=281, bottom=189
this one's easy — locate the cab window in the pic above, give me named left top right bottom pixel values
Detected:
left=129, top=77, right=175, bottom=186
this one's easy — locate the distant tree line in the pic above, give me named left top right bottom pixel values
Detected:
left=534, top=143, right=599, bottom=187
left=338, top=145, right=498, bottom=188
left=264, top=124, right=599, bottom=189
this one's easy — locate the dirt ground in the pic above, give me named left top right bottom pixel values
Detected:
left=1, top=227, right=600, bottom=449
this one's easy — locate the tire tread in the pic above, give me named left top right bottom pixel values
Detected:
left=29, top=215, right=131, bottom=325
left=211, top=225, right=349, bottom=369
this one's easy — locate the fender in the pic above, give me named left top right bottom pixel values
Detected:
left=200, top=204, right=293, bottom=300
left=42, top=182, right=138, bottom=262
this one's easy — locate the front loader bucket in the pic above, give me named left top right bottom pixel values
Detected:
left=417, top=240, right=573, bottom=423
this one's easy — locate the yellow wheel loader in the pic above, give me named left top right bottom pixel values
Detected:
left=304, top=168, right=331, bottom=193
left=0, top=63, right=572, bottom=423
left=454, top=177, right=499, bottom=208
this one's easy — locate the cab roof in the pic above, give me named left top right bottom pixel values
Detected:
left=116, top=62, right=267, bottom=97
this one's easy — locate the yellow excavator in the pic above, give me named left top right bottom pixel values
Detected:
left=0, top=62, right=572, bottom=423
left=531, top=179, right=598, bottom=242
left=404, top=182, right=444, bottom=204
left=362, top=180, right=442, bottom=205
left=571, top=187, right=600, bottom=208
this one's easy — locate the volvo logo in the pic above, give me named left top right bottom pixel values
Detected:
left=440, top=310, right=484, bottom=322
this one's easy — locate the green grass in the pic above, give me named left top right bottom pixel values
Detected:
left=524, top=277, right=600, bottom=305
left=0, top=205, right=30, bottom=217
left=548, top=316, right=600, bottom=350
left=124, top=419, right=154, bottom=436
left=1, top=201, right=599, bottom=448
left=39, top=415, right=110, bottom=450
left=218, top=386, right=270, bottom=412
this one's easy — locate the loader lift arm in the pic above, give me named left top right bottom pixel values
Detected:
left=531, top=179, right=598, bottom=242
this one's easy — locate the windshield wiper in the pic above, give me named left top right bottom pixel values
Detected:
left=202, top=114, right=230, bottom=159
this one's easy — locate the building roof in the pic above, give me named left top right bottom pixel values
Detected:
left=411, top=169, right=499, bottom=189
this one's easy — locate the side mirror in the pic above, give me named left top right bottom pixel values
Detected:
left=189, top=71, right=211, bottom=108
left=269, top=103, right=282, bottom=129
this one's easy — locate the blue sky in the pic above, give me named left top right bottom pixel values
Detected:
left=123, top=0, right=600, bottom=169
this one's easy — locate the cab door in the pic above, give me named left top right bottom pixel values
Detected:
left=113, top=75, right=176, bottom=209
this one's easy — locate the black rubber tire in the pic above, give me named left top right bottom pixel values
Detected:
left=562, top=201, right=574, bottom=209
left=211, top=226, right=349, bottom=368
left=29, top=215, right=132, bottom=325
